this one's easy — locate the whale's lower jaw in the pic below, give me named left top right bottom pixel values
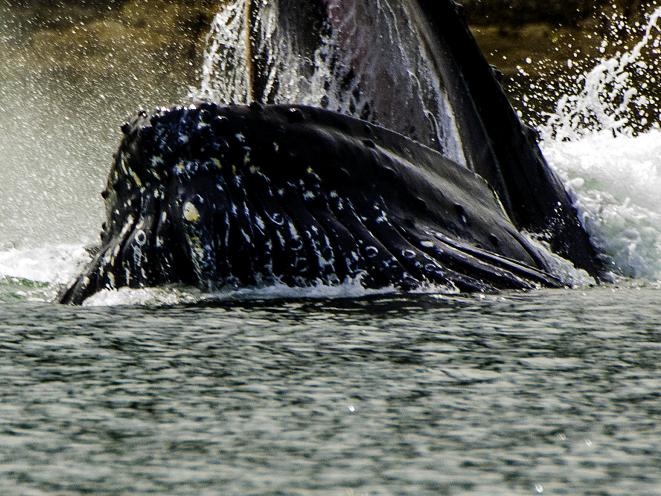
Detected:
left=59, top=103, right=563, bottom=305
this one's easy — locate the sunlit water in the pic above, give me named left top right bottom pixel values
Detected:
left=1, top=2, right=661, bottom=495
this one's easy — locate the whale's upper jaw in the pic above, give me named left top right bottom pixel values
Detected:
left=59, top=103, right=563, bottom=304
left=229, top=0, right=601, bottom=278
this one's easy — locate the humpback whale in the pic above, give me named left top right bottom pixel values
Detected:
left=60, top=0, right=602, bottom=304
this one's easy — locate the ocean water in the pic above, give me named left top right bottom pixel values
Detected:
left=1, top=290, right=660, bottom=495
left=1, top=3, right=661, bottom=496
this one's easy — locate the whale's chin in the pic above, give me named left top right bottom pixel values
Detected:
left=59, top=103, right=564, bottom=305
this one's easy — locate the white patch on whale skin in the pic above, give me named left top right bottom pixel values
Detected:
left=224, top=213, right=231, bottom=247
left=151, top=155, right=164, bottom=168
left=183, top=202, right=201, bottom=223
left=288, top=221, right=300, bottom=239
left=306, top=167, right=321, bottom=181
left=243, top=150, right=252, bottom=167
left=375, top=210, right=388, bottom=224
left=255, top=215, right=266, bottom=232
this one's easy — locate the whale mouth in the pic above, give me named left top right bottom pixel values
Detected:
left=197, top=0, right=601, bottom=275
left=199, top=0, right=469, bottom=163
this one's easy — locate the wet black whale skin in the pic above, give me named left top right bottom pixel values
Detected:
left=248, top=0, right=601, bottom=277
left=59, top=0, right=603, bottom=303
left=59, top=103, right=565, bottom=304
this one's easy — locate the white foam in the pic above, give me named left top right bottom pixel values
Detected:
left=524, top=233, right=596, bottom=287
left=0, top=244, right=90, bottom=285
left=538, top=7, right=661, bottom=281
left=543, top=131, right=661, bottom=280
left=81, top=278, right=408, bottom=307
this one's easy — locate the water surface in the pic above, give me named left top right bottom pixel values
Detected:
left=1, top=288, right=659, bottom=495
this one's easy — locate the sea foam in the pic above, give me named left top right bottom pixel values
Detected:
left=539, top=7, right=661, bottom=280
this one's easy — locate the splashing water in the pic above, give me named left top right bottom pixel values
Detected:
left=3, top=2, right=661, bottom=305
left=198, top=0, right=254, bottom=106
left=541, top=7, right=661, bottom=279
left=540, top=8, right=661, bottom=141
left=196, top=0, right=467, bottom=165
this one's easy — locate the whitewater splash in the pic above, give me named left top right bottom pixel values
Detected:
left=196, top=0, right=467, bottom=165
left=2, top=3, right=661, bottom=305
left=541, top=8, right=661, bottom=141
left=540, top=7, right=661, bottom=280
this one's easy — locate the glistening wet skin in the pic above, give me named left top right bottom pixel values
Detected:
left=61, top=0, right=602, bottom=304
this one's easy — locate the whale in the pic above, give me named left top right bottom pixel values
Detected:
left=59, top=0, right=602, bottom=304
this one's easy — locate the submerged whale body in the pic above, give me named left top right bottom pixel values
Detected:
left=60, top=0, right=602, bottom=304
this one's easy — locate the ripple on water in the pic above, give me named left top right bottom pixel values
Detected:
left=0, top=288, right=659, bottom=494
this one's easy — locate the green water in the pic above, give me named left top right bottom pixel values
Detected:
left=1, top=288, right=659, bottom=495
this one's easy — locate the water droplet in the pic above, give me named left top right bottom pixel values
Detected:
left=402, top=249, right=416, bottom=259
left=365, top=246, right=379, bottom=258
